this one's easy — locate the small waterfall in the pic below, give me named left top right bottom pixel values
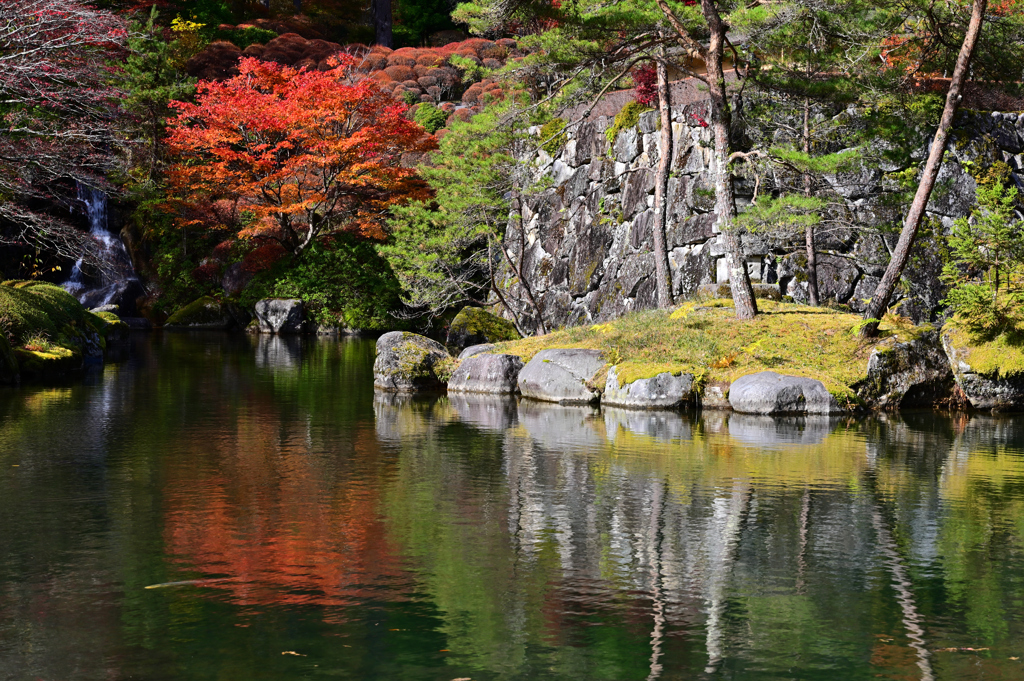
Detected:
left=62, top=184, right=142, bottom=312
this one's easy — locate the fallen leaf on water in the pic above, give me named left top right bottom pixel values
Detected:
left=935, top=647, right=989, bottom=653
left=451, top=678, right=472, bottom=680
left=282, top=651, right=306, bottom=657
left=439, top=649, right=450, bottom=652
left=1010, top=657, right=1019, bottom=660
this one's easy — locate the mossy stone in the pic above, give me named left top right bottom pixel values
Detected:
left=446, top=307, right=520, bottom=352
left=165, top=296, right=245, bottom=330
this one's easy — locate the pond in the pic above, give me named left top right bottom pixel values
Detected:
left=0, top=333, right=1022, bottom=680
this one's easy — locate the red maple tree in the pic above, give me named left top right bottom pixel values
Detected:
left=166, top=56, right=436, bottom=257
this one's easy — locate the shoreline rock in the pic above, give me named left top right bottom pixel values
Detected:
left=603, top=366, right=695, bottom=410
left=517, top=348, right=606, bottom=405
left=728, top=371, right=842, bottom=415
left=448, top=353, right=524, bottom=394
left=942, top=331, right=1024, bottom=411
left=373, top=331, right=451, bottom=393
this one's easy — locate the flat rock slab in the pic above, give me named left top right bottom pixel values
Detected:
left=255, top=298, right=303, bottom=334
left=517, top=348, right=606, bottom=405
left=374, top=331, right=451, bottom=393
left=729, top=371, right=841, bottom=415
left=448, top=353, right=524, bottom=394
left=603, top=366, right=694, bottom=410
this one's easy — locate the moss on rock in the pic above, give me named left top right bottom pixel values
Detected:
left=165, top=295, right=244, bottom=329
left=446, top=307, right=520, bottom=352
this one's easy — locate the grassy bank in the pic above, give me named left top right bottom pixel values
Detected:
left=495, top=299, right=926, bottom=403
left=0, top=281, right=127, bottom=381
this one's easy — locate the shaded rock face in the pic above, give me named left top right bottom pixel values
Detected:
left=517, top=348, right=606, bottom=405
left=498, top=105, right=1024, bottom=332
left=857, top=329, right=953, bottom=409
left=728, top=371, right=841, bottom=414
left=373, top=331, right=451, bottom=393
left=254, top=298, right=303, bottom=334
left=942, top=332, right=1024, bottom=411
left=447, top=353, right=524, bottom=394
left=603, top=366, right=695, bottom=410
left=446, top=307, right=519, bottom=352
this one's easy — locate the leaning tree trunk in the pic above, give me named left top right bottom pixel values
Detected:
left=803, top=97, right=820, bottom=306
left=860, top=0, right=987, bottom=338
left=652, top=51, right=674, bottom=308
left=372, top=0, right=393, bottom=49
left=702, top=0, right=757, bottom=319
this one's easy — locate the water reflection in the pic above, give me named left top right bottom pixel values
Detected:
left=1, top=336, right=1024, bottom=680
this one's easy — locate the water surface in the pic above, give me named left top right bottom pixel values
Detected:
left=1, top=333, right=1022, bottom=680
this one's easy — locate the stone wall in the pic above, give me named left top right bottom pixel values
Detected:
left=496, top=99, right=1024, bottom=334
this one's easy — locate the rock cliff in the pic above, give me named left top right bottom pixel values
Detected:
left=496, top=102, right=1024, bottom=333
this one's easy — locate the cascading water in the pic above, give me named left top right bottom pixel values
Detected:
left=62, top=184, right=142, bottom=312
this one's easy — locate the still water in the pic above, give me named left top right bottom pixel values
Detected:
left=1, top=333, right=1022, bottom=680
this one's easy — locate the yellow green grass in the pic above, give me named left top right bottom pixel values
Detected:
left=495, top=299, right=925, bottom=402
left=943, top=320, right=1024, bottom=378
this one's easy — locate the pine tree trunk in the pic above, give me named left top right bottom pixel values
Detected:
left=652, top=53, right=674, bottom=308
left=372, top=0, right=393, bottom=48
left=803, top=98, right=820, bottom=306
left=860, top=0, right=987, bottom=338
left=702, top=0, right=757, bottom=320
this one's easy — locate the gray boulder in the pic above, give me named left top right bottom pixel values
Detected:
left=458, top=343, right=495, bottom=359
left=729, top=371, right=842, bottom=414
left=942, top=332, right=1024, bottom=411
left=447, top=353, right=524, bottom=394
left=517, top=348, right=606, bottom=405
left=603, top=365, right=695, bottom=410
left=254, top=298, right=303, bottom=334
left=373, top=331, right=451, bottom=393
left=857, top=328, right=953, bottom=408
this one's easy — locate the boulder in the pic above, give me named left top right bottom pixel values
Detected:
left=517, top=348, right=606, bottom=405
left=254, top=298, right=303, bottom=334
left=459, top=343, right=496, bottom=359
left=728, top=371, right=842, bottom=414
left=942, top=331, right=1024, bottom=411
left=446, top=307, right=519, bottom=352
left=856, top=328, right=953, bottom=408
left=373, top=331, right=451, bottom=392
left=602, top=366, right=695, bottom=410
left=164, top=296, right=250, bottom=330
left=448, top=353, right=524, bottom=394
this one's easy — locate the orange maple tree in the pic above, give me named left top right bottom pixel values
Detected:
left=166, top=56, right=436, bottom=256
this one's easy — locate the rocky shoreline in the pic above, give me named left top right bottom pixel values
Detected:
left=373, top=325, right=1024, bottom=414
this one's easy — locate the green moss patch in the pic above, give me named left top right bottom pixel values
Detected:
left=449, top=307, right=519, bottom=345
left=495, top=299, right=920, bottom=402
left=165, top=296, right=229, bottom=327
left=944, top=322, right=1024, bottom=378
left=605, top=101, right=653, bottom=144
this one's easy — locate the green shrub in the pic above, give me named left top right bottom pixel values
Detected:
left=605, top=101, right=653, bottom=144
left=414, top=102, right=448, bottom=134
left=539, top=117, right=567, bottom=155
left=243, top=235, right=406, bottom=331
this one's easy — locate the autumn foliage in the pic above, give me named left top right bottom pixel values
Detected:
left=165, top=56, right=436, bottom=257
